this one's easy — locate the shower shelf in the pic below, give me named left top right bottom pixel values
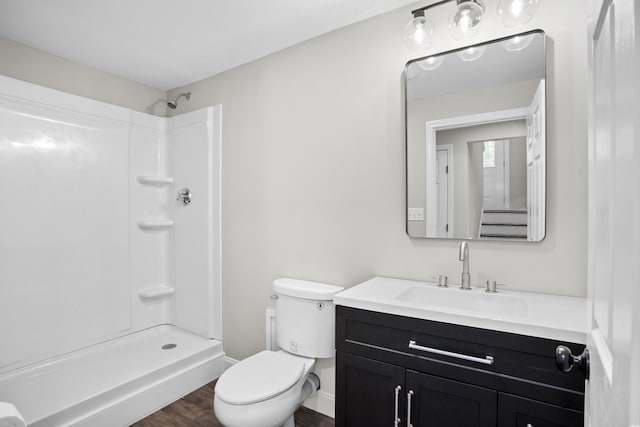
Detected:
left=138, top=286, right=175, bottom=300
left=136, top=175, right=174, bottom=186
left=137, top=220, right=174, bottom=230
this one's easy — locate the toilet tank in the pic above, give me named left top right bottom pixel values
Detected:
left=273, top=278, right=344, bottom=359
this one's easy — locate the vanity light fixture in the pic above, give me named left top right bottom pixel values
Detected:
left=404, top=0, right=539, bottom=51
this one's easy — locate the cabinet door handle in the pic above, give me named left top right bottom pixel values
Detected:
left=393, top=385, right=402, bottom=427
left=408, top=340, right=494, bottom=365
left=407, top=390, right=414, bottom=427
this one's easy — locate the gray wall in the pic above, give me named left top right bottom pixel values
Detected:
left=0, top=38, right=167, bottom=115
left=0, top=0, right=589, bottom=412
left=166, top=0, right=588, bottom=366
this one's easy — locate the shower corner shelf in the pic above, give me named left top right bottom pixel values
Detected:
left=136, top=175, right=174, bottom=186
left=138, top=286, right=175, bottom=300
left=137, top=219, right=174, bottom=230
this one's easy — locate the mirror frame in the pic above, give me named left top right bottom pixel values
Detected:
left=404, top=30, right=547, bottom=242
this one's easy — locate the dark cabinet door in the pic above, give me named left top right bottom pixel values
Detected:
left=498, top=393, right=584, bottom=427
left=406, top=369, right=498, bottom=427
left=336, top=352, right=406, bottom=427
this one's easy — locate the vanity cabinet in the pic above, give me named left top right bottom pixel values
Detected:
left=335, top=306, right=585, bottom=427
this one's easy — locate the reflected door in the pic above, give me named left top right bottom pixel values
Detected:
left=436, top=148, right=450, bottom=237
left=526, top=80, right=545, bottom=241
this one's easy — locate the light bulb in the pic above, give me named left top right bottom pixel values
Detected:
left=510, top=0, right=524, bottom=16
left=415, top=23, right=426, bottom=44
left=497, top=0, right=539, bottom=27
left=458, top=11, right=473, bottom=32
left=457, top=45, right=487, bottom=61
left=449, top=1, right=484, bottom=40
left=403, top=12, right=434, bottom=51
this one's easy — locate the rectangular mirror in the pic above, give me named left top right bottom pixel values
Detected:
left=406, top=30, right=546, bottom=241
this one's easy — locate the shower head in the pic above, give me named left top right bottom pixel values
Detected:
left=167, top=92, right=191, bottom=109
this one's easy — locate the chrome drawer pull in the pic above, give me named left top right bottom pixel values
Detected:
left=408, top=340, right=494, bottom=365
left=393, top=385, right=402, bottom=427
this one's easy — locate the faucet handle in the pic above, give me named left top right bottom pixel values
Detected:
left=485, top=281, right=506, bottom=293
left=438, top=275, right=449, bottom=288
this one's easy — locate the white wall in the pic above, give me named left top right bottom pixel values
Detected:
left=0, top=75, right=223, bottom=377
left=0, top=76, right=173, bottom=372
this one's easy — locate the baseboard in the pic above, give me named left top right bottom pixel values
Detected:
left=303, top=389, right=335, bottom=419
left=223, top=355, right=239, bottom=370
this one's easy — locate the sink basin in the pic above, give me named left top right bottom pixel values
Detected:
left=332, top=277, right=587, bottom=343
left=394, top=286, right=527, bottom=317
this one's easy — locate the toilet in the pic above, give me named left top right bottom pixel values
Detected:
left=213, top=278, right=344, bottom=427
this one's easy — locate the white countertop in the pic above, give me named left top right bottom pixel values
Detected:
left=333, top=277, right=587, bottom=344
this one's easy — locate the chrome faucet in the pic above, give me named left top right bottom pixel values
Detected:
left=459, top=241, right=471, bottom=290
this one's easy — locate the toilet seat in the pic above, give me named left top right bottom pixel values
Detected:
left=215, top=351, right=306, bottom=405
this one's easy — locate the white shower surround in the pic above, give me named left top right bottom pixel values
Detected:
left=0, top=75, right=224, bottom=425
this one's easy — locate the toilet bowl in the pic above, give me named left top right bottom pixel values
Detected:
left=213, top=278, right=343, bottom=427
left=214, top=351, right=317, bottom=427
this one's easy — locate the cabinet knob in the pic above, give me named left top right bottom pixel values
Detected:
left=555, top=345, right=590, bottom=379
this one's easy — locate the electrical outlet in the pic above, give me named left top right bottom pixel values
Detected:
left=407, top=208, right=424, bottom=221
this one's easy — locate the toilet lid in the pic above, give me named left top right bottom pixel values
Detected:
left=215, top=351, right=306, bottom=405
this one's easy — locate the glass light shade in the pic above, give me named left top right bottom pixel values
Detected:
left=503, top=34, right=535, bottom=51
left=457, top=45, right=487, bottom=61
left=403, top=13, right=435, bottom=51
left=449, top=0, right=484, bottom=40
left=497, top=0, right=539, bottom=28
left=418, top=56, right=445, bottom=71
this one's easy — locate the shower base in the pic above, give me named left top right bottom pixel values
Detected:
left=0, top=325, right=224, bottom=426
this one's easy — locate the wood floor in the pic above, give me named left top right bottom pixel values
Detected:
left=132, top=380, right=335, bottom=427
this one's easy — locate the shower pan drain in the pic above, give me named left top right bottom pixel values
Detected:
left=162, top=343, right=177, bottom=350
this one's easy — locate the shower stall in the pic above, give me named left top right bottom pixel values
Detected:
left=0, top=75, right=224, bottom=426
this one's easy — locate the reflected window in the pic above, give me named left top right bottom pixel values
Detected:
left=483, top=140, right=496, bottom=168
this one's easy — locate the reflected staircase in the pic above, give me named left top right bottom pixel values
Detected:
left=479, top=209, right=528, bottom=240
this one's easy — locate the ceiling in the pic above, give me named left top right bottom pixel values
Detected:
left=0, top=0, right=417, bottom=91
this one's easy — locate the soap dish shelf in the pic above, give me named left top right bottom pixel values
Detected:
left=137, top=220, right=174, bottom=230
left=138, top=286, right=175, bottom=300
left=137, top=175, right=174, bottom=186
